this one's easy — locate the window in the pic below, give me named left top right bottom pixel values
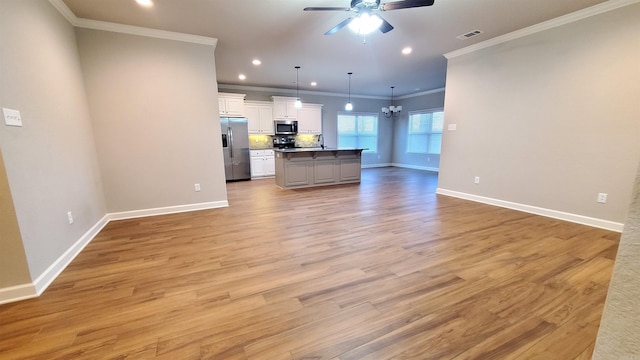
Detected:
left=337, top=112, right=378, bottom=152
left=407, top=109, right=444, bottom=154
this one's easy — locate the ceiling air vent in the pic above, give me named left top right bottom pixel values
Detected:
left=456, top=29, right=484, bottom=40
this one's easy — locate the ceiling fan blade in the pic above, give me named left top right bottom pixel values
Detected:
left=325, top=17, right=355, bottom=35
left=380, top=0, right=435, bottom=11
left=304, top=7, right=351, bottom=11
left=378, top=17, right=394, bottom=33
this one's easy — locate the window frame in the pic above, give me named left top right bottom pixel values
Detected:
left=406, top=108, right=444, bottom=155
left=337, top=111, right=379, bottom=153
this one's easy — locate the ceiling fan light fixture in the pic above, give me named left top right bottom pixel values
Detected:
left=307, top=0, right=434, bottom=35
left=360, top=0, right=378, bottom=6
left=348, top=13, right=383, bottom=35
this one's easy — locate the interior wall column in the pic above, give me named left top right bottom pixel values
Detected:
left=593, top=160, right=640, bottom=357
left=0, top=147, right=32, bottom=292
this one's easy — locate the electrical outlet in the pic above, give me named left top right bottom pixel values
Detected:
left=474, top=176, right=480, bottom=184
left=67, top=211, right=74, bottom=224
left=597, top=193, right=607, bottom=204
left=194, top=183, right=201, bottom=192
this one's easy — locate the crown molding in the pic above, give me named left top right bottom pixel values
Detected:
left=445, top=0, right=640, bottom=59
left=219, top=84, right=445, bottom=100
left=75, top=18, right=217, bottom=47
left=48, top=0, right=217, bottom=47
left=48, top=0, right=77, bottom=24
left=397, top=87, right=445, bottom=100
left=219, top=84, right=388, bottom=100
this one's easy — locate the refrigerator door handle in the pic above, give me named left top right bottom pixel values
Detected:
left=228, top=127, right=233, bottom=158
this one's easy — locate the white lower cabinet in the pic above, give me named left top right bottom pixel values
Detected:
left=250, top=149, right=275, bottom=178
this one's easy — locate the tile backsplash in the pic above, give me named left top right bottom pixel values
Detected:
left=249, top=135, right=273, bottom=149
left=249, top=134, right=322, bottom=149
left=295, top=134, right=321, bottom=148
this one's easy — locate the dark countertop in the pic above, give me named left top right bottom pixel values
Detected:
left=273, top=147, right=365, bottom=153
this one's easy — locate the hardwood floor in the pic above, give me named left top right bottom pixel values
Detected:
left=0, top=168, right=620, bottom=359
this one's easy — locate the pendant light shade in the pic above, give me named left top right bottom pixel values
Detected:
left=345, top=72, right=353, bottom=111
left=294, top=66, right=302, bottom=108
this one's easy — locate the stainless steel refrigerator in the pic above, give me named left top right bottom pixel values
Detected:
left=220, top=117, right=251, bottom=181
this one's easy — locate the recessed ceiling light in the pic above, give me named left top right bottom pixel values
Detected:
left=135, top=0, right=153, bottom=7
left=402, top=47, right=413, bottom=55
left=311, top=82, right=317, bottom=86
left=238, top=74, right=246, bottom=80
left=252, top=59, right=261, bottom=66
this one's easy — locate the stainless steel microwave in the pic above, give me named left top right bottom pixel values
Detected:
left=274, top=120, right=298, bottom=135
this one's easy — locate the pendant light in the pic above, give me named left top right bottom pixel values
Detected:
left=294, top=66, right=302, bottom=108
left=345, top=72, right=353, bottom=111
left=382, top=86, right=402, bottom=118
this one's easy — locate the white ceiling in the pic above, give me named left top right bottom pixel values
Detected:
left=61, top=0, right=608, bottom=97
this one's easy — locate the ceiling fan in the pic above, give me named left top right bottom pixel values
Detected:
left=304, top=0, right=435, bottom=35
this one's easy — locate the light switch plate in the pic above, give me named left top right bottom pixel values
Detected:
left=448, top=124, right=457, bottom=131
left=3, top=108, right=23, bottom=127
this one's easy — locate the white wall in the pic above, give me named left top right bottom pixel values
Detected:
left=0, top=0, right=106, bottom=286
left=76, top=28, right=227, bottom=214
left=438, top=3, right=640, bottom=228
left=0, top=148, right=31, bottom=290
left=0, top=0, right=226, bottom=303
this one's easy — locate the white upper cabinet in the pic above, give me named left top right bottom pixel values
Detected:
left=218, top=92, right=246, bottom=117
left=297, top=103, right=323, bottom=134
left=245, top=101, right=274, bottom=134
left=272, top=96, right=298, bottom=120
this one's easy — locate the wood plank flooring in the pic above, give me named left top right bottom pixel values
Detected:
left=0, top=168, right=620, bottom=359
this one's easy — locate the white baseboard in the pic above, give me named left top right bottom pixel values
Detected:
left=1, top=200, right=230, bottom=305
left=33, top=214, right=110, bottom=295
left=361, top=163, right=439, bottom=171
left=391, top=163, right=440, bottom=172
left=362, top=163, right=392, bottom=168
left=436, top=188, right=624, bottom=232
left=107, top=201, right=229, bottom=221
left=0, top=283, right=38, bottom=305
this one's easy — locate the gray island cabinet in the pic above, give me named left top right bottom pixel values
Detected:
left=274, top=148, right=364, bottom=189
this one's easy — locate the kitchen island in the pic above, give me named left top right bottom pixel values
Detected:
left=274, top=148, right=365, bottom=189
